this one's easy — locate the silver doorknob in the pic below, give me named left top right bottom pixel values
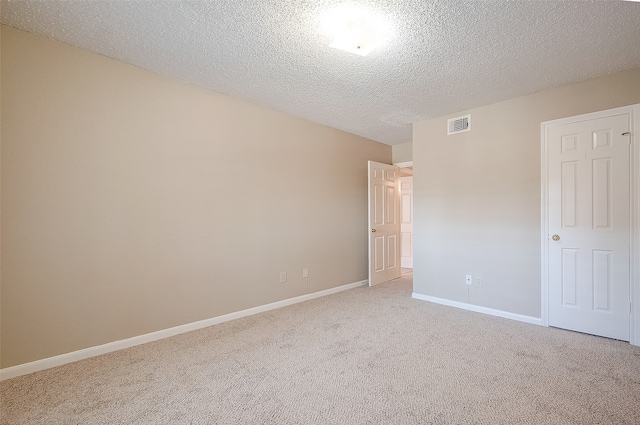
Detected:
left=371, top=229, right=377, bottom=233
left=552, top=234, right=560, bottom=241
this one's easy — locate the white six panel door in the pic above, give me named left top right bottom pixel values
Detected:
left=368, top=161, right=400, bottom=286
left=548, top=114, right=630, bottom=340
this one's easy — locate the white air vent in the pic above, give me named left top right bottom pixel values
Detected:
left=447, top=114, right=471, bottom=135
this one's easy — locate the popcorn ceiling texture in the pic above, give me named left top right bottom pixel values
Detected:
left=1, top=0, right=639, bottom=145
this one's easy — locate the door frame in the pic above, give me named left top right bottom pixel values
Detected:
left=394, top=161, right=413, bottom=169
left=540, top=104, right=640, bottom=346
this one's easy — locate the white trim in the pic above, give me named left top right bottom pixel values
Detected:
left=632, top=106, right=640, bottom=346
left=368, top=161, right=373, bottom=286
left=412, top=293, right=543, bottom=326
left=540, top=122, right=550, bottom=327
left=393, top=161, right=413, bottom=168
left=540, top=103, right=639, bottom=346
left=0, top=279, right=368, bottom=381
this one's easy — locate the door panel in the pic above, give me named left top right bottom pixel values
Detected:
left=548, top=114, right=630, bottom=341
left=368, top=161, right=400, bottom=286
left=386, top=185, right=396, bottom=223
left=374, top=236, right=384, bottom=272
left=561, top=161, right=577, bottom=227
left=592, top=250, right=611, bottom=311
left=387, top=235, right=397, bottom=268
left=561, top=248, right=578, bottom=306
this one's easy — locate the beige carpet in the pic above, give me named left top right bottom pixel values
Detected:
left=2, top=274, right=640, bottom=424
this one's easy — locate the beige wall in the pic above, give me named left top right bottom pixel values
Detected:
left=0, top=26, right=391, bottom=368
left=413, top=68, right=640, bottom=318
left=392, top=142, right=412, bottom=164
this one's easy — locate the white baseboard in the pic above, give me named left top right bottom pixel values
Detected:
left=0, top=279, right=368, bottom=381
left=412, top=292, right=543, bottom=326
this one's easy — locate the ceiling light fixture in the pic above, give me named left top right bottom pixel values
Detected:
left=329, top=19, right=386, bottom=56
left=321, top=5, right=391, bottom=57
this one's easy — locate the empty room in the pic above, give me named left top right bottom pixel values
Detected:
left=2, top=1, right=640, bottom=424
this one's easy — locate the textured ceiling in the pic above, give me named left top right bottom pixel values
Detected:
left=2, top=1, right=640, bottom=145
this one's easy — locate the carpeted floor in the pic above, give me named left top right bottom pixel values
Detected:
left=2, top=274, right=640, bottom=424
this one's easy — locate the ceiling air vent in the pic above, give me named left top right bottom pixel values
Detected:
left=447, top=114, right=471, bottom=135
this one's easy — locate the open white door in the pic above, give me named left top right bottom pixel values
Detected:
left=545, top=111, right=631, bottom=340
left=368, top=161, right=400, bottom=286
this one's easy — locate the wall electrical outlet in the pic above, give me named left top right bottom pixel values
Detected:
left=465, top=275, right=472, bottom=285
left=280, top=272, right=287, bottom=283
left=475, top=276, right=483, bottom=287
left=302, top=268, right=309, bottom=278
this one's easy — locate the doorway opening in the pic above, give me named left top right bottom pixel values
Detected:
left=395, top=161, right=413, bottom=274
